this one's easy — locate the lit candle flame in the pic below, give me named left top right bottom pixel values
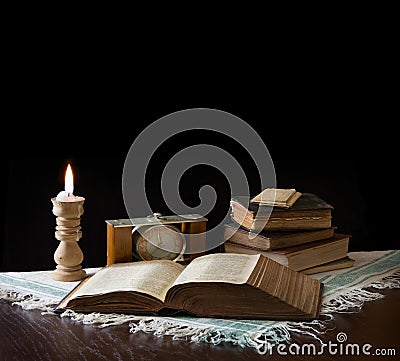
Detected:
left=65, top=164, right=74, bottom=195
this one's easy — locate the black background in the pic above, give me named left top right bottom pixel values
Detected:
left=1, top=66, right=396, bottom=271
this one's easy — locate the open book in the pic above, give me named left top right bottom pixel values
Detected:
left=55, top=253, right=324, bottom=320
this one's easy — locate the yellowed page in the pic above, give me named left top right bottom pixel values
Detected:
left=172, top=253, right=260, bottom=286
left=70, top=261, right=184, bottom=302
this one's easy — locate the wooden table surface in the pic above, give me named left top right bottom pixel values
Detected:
left=1, top=287, right=399, bottom=361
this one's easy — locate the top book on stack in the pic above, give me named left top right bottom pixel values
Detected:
left=230, top=192, right=333, bottom=232
left=251, top=188, right=303, bottom=208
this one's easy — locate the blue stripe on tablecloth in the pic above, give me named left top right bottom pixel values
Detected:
left=322, top=264, right=400, bottom=299
left=0, top=274, right=68, bottom=299
left=318, top=250, right=398, bottom=284
left=322, top=251, right=400, bottom=298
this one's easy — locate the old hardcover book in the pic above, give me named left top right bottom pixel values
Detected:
left=300, top=256, right=355, bottom=275
left=223, top=233, right=350, bottom=272
left=230, top=193, right=333, bottom=231
left=223, top=223, right=336, bottom=250
left=55, top=253, right=323, bottom=320
left=251, top=188, right=302, bottom=208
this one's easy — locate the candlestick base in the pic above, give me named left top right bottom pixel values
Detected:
left=52, top=265, right=87, bottom=282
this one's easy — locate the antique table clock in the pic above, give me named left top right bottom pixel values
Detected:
left=106, top=213, right=207, bottom=265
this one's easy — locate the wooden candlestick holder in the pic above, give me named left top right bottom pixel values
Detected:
left=51, top=197, right=86, bottom=282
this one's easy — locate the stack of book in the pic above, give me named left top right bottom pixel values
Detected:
left=223, top=188, right=355, bottom=275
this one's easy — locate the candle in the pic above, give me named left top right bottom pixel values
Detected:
left=56, top=164, right=85, bottom=202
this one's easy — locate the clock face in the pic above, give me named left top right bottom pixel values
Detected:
left=133, top=224, right=186, bottom=261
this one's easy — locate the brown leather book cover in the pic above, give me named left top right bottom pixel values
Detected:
left=232, top=193, right=334, bottom=216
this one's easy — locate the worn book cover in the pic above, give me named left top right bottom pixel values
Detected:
left=230, top=193, right=334, bottom=231
left=232, top=193, right=333, bottom=217
left=223, top=233, right=350, bottom=271
left=223, top=223, right=336, bottom=250
left=301, top=257, right=355, bottom=275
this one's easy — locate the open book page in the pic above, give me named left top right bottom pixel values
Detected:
left=70, top=261, right=185, bottom=302
left=172, top=253, right=260, bottom=286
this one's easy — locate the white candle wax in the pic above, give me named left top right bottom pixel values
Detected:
left=56, top=191, right=85, bottom=202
